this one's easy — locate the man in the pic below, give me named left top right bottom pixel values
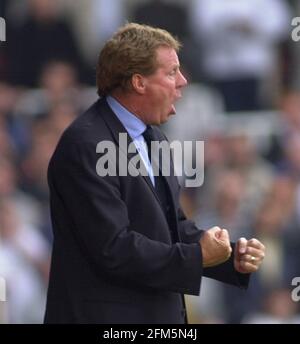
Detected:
left=44, top=23, right=265, bottom=324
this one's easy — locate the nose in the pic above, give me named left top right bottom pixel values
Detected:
left=177, top=70, right=188, bottom=88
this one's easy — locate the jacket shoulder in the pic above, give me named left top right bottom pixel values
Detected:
left=49, top=99, right=113, bottom=170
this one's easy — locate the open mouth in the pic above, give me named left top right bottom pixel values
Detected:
left=170, top=104, right=176, bottom=114
left=171, top=94, right=181, bottom=114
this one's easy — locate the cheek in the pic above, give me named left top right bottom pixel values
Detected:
left=160, top=86, right=175, bottom=105
left=159, top=80, right=175, bottom=94
left=150, top=83, right=175, bottom=111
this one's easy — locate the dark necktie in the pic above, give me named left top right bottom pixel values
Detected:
left=142, top=126, right=177, bottom=242
left=142, top=125, right=162, bottom=183
left=142, top=125, right=155, bottom=163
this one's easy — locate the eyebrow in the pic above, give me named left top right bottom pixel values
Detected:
left=171, top=64, right=180, bottom=70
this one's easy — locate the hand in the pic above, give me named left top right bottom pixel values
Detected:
left=200, top=226, right=232, bottom=268
left=234, top=237, right=265, bottom=274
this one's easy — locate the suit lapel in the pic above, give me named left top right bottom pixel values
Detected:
left=151, top=128, right=181, bottom=242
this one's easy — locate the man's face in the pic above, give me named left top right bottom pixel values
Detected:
left=142, top=47, right=187, bottom=125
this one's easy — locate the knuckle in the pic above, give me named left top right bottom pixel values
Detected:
left=241, top=261, right=248, bottom=268
left=204, top=231, right=211, bottom=239
left=249, top=238, right=257, bottom=246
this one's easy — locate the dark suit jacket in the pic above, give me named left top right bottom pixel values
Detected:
left=44, top=97, right=248, bottom=324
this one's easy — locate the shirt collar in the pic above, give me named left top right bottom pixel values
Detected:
left=106, top=95, right=146, bottom=139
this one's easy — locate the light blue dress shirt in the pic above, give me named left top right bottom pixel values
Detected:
left=106, top=96, right=155, bottom=185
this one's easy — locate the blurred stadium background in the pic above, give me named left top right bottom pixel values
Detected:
left=0, top=0, right=300, bottom=323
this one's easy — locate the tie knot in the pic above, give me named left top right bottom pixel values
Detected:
left=142, top=125, right=155, bottom=144
left=142, top=125, right=156, bottom=161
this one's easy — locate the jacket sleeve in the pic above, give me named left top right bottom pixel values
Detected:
left=203, top=243, right=250, bottom=289
left=177, top=203, right=249, bottom=289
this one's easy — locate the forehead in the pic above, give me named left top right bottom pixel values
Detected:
left=155, top=46, right=179, bottom=67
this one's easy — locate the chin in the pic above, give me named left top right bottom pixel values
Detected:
left=160, top=114, right=172, bottom=124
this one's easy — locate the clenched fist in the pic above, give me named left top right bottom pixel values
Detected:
left=234, top=237, right=265, bottom=273
left=199, top=226, right=232, bottom=268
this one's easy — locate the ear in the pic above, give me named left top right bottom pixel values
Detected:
left=131, top=74, right=147, bottom=95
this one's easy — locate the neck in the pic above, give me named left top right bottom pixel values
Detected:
left=110, top=89, right=148, bottom=123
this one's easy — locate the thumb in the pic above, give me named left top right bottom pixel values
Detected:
left=237, top=237, right=247, bottom=254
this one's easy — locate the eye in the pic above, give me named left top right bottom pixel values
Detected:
left=169, top=69, right=177, bottom=76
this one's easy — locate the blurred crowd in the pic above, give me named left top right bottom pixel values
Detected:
left=0, top=0, right=300, bottom=323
